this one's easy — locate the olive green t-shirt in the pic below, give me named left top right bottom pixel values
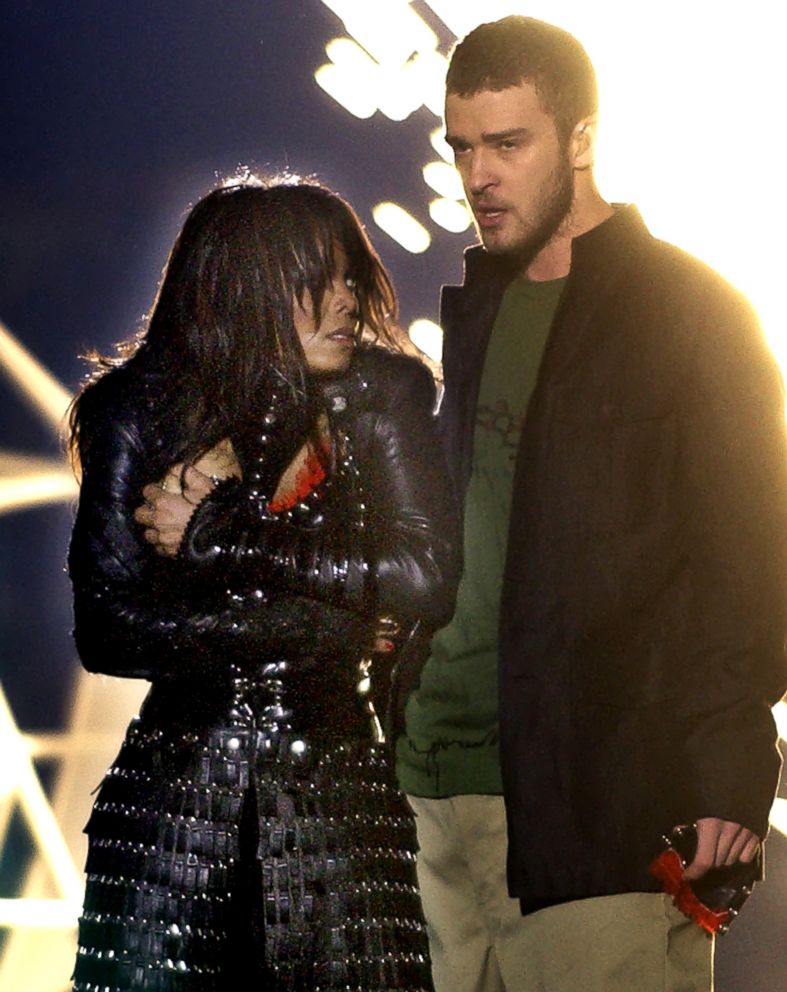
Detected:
left=396, top=275, right=566, bottom=797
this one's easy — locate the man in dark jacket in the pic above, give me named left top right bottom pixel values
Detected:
left=395, top=15, right=787, bottom=991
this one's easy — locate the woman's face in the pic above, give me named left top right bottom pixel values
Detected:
left=293, top=242, right=359, bottom=374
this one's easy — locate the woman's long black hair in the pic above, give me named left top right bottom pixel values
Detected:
left=69, top=175, right=403, bottom=467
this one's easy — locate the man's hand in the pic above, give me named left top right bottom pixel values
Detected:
left=134, top=440, right=241, bottom=557
left=372, top=617, right=400, bottom=654
left=133, top=465, right=215, bottom=557
left=683, top=817, right=760, bottom=881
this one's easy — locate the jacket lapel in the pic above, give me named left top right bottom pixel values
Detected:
left=439, top=247, right=510, bottom=495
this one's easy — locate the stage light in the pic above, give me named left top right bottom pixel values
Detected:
left=0, top=329, right=77, bottom=515
left=429, top=126, right=453, bottom=164
left=315, top=40, right=379, bottom=118
left=316, top=7, right=447, bottom=123
left=0, top=470, right=77, bottom=514
left=429, top=197, right=472, bottom=234
left=372, top=202, right=431, bottom=253
left=0, top=323, right=77, bottom=515
left=377, top=60, right=428, bottom=122
left=770, top=798, right=787, bottom=836
left=423, top=161, right=464, bottom=201
left=423, top=152, right=470, bottom=234
left=422, top=0, right=515, bottom=37
left=320, top=0, right=438, bottom=67
left=0, top=688, right=84, bottom=929
left=773, top=701, right=787, bottom=742
left=408, top=319, right=444, bottom=364
left=408, top=49, right=450, bottom=118
left=316, top=0, right=785, bottom=369
left=0, top=325, right=121, bottom=987
left=0, top=320, right=71, bottom=431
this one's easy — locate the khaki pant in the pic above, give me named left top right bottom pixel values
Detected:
left=407, top=794, right=713, bottom=992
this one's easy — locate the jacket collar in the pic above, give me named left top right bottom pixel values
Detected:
left=454, top=203, right=648, bottom=294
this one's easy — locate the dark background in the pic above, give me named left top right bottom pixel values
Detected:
left=1, top=3, right=784, bottom=989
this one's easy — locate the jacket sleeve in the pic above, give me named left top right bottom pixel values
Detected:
left=675, top=284, right=787, bottom=838
left=180, top=355, right=460, bottom=628
left=68, top=404, right=370, bottom=681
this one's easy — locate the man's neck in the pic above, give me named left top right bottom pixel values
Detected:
left=525, top=186, right=613, bottom=282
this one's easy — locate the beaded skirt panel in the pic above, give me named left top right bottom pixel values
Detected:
left=71, top=673, right=431, bottom=990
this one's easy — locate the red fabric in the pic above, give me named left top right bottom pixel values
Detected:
left=649, top=848, right=731, bottom=935
left=268, top=445, right=327, bottom=513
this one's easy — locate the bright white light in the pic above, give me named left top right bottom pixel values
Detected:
left=773, top=701, right=787, bottom=742
left=423, top=0, right=517, bottom=37
left=0, top=687, right=85, bottom=918
left=317, top=0, right=787, bottom=371
left=0, top=323, right=78, bottom=514
left=770, top=798, right=787, bottom=837
left=0, top=321, right=72, bottom=431
left=377, top=61, right=427, bottom=122
left=430, top=126, right=453, bottom=163
left=408, top=49, right=449, bottom=118
left=324, top=37, right=378, bottom=78
left=429, top=197, right=472, bottom=234
left=321, top=0, right=438, bottom=66
left=409, top=319, right=444, bottom=363
left=423, top=161, right=465, bottom=201
left=317, top=34, right=444, bottom=122
left=0, top=898, right=81, bottom=929
left=315, top=63, right=377, bottom=118
left=316, top=4, right=444, bottom=124
left=315, top=39, right=380, bottom=118
left=0, top=471, right=77, bottom=515
left=0, top=451, right=72, bottom=475
left=372, top=202, right=431, bottom=253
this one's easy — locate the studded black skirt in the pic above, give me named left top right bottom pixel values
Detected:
left=71, top=668, right=432, bottom=991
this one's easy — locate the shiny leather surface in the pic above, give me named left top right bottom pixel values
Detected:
left=68, top=344, right=457, bottom=989
left=73, top=683, right=431, bottom=990
left=181, top=345, right=459, bottom=627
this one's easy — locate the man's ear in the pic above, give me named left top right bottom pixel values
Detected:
left=570, top=115, right=598, bottom=171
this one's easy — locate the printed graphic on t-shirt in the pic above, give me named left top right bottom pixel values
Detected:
left=475, top=398, right=524, bottom=465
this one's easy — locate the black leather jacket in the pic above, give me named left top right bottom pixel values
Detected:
left=69, top=344, right=459, bottom=733
left=68, top=344, right=458, bottom=989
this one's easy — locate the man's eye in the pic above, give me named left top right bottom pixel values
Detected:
left=345, top=276, right=357, bottom=291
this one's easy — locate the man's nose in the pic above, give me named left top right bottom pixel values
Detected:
left=465, top=150, right=496, bottom=195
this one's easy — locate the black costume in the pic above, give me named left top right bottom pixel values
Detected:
left=428, top=205, right=787, bottom=911
left=69, top=345, right=457, bottom=990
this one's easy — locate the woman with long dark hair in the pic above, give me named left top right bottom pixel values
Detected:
left=68, top=176, right=457, bottom=990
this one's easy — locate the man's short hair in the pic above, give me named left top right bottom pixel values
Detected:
left=446, top=16, right=598, bottom=143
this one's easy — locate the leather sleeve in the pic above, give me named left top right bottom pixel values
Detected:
left=356, top=356, right=460, bottom=626
left=180, top=352, right=460, bottom=628
left=68, top=396, right=369, bottom=681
